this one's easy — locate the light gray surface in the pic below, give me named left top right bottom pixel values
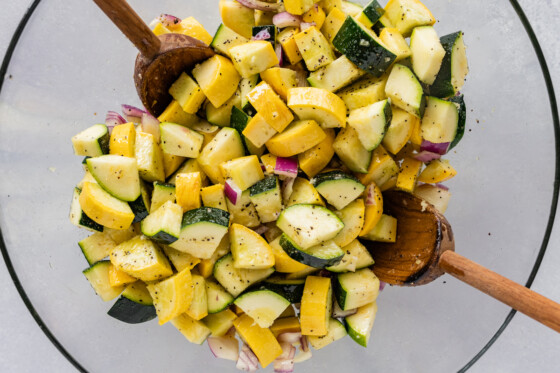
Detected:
left=0, top=1, right=558, bottom=372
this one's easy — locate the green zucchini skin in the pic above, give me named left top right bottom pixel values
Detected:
left=311, top=170, right=361, bottom=187
left=259, top=278, right=305, bottom=303
left=230, top=106, right=252, bottom=155
left=181, top=207, right=230, bottom=228
left=279, top=234, right=345, bottom=269
left=333, top=16, right=396, bottom=77
left=71, top=187, right=104, bottom=232
left=429, top=31, right=463, bottom=98
left=129, top=183, right=150, bottom=223
left=107, top=297, right=157, bottom=324
left=249, top=175, right=278, bottom=196
left=361, top=0, right=385, bottom=25
left=447, top=94, right=466, bottom=150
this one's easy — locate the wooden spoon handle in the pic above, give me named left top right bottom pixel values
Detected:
left=92, top=0, right=160, bottom=59
left=439, top=250, right=560, bottom=332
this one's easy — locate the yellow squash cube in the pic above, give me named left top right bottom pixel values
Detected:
left=233, top=314, right=283, bottom=368
left=269, top=236, right=312, bottom=273
left=201, top=184, right=228, bottom=211
left=260, top=68, right=298, bottom=101
left=287, top=87, right=347, bottom=128
left=396, top=157, right=423, bottom=192
left=417, top=159, right=457, bottom=183
left=169, top=72, right=206, bottom=114
left=192, top=55, right=241, bottom=108
left=175, top=172, right=202, bottom=212
left=220, top=155, right=265, bottom=191
left=300, top=276, right=332, bottom=336
left=321, top=8, right=347, bottom=43
left=79, top=182, right=135, bottom=230
left=247, top=82, right=294, bottom=133
left=108, top=264, right=137, bottom=287
left=293, top=26, right=335, bottom=71
left=357, top=145, right=399, bottom=187
left=176, top=17, right=213, bottom=45
left=229, top=41, right=279, bottom=79
left=379, top=28, right=412, bottom=62
left=266, top=120, right=326, bottom=157
left=162, top=152, right=185, bottom=178
left=230, top=224, right=275, bottom=269
left=109, top=122, right=135, bottom=157
left=219, top=0, right=256, bottom=39
left=303, top=4, right=326, bottom=29
left=382, top=107, right=415, bottom=154
left=270, top=317, right=302, bottom=337
left=171, top=313, right=212, bottom=344
left=147, top=268, right=194, bottom=325
left=298, top=128, right=335, bottom=178
left=242, top=113, right=278, bottom=148
left=284, top=0, right=316, bottom=15
left=157, top=100, right=200, bottom=127
left=360, top=183, right=384, bottom=236
left=152, top=23, right=170, bottom=36
left=361, top=214, right=397, bottom=242
left=260, top=153, right=277, bottom=174
left=278, top=27, right=302, bottom=64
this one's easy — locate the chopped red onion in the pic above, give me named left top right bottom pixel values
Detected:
left=318, top=269, right=334, bottom=278
left=436, top=183, right=449, bottom=191
left=364, top=183, right=377, bottom=205
left=157, top=14, right=181, bottom=27
left=105, top=111, right=126, bottom=134
left=208, top=337, right=239, bottom=362
left=414, top=151, right=442, bottom=163
left=237, top=344, right=259, bottom=372
left=420, top=140, right=450, bottom=155
left=253, top=225, right=269, bottom=235
left=121, top=104, right=146, bottom=122
left=274, top=343, right=296, bottom=373
left=252, top=29, right=272, bottom=41
left=140, top=113, right=160, bottom=142
left=300, top=22, right=316, bottom=31
left=272, top=12, right=302, bottom=28
left=281, top=177, right=296, bottom=203
left=225, top=179, right=243, bottom=205
left=275, top=44, right=284, bottom=67
left=379, top=281, right=386, bottom=291
left=299, top=336, right=309, bottom=353
left=236, top=0, right=284, bottom=12
left=278, top=332, right=302, bottom=344
left=274, top=157, right=298, bottom=178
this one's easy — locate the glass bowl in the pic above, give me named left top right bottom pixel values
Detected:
left=0, top=0, right=557, bottom=372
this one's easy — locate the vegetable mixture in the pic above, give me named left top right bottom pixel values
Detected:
left=70, top=0, right=468, bottom=371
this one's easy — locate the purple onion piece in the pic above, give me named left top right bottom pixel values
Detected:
left=379, top=281, right=386, bottom=291
left=140, top=113, right=160, bottom=142
left=252, top=29, right=272, bottom=41
left=420, top=140, right=450, bottom=155
left=274, top=157, right=298, bottom=178
left=436, top=183, right=449, bottom=191
left=275, top=43, right=284, bottom=67
left=414, top=151, right=442, bottom=163
left=224, top=179, right=242, bottom=205
left=300, top=22, right=316, bottom=31
left=157, top=14, right=181, bottom=27
left=272, top=12, right=302, bottom=28
left=236, top=0, right=283, bottom=12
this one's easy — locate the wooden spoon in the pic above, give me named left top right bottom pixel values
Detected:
left=365, top=190, right=560, bottom=333
left=92, top=0, right=214, bottom=116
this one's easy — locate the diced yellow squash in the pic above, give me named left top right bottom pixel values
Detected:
left=260, top=68, right=298, bottom=101
left=233, top=314, right=283, bottom=368
left=260, top=153, right=277, bottom=175
left=229, top=41, right=279, bottom=79
left=198, top=127, right=246, bottom=184
left=190, top=120, right=221, bottom=150
left=361, top=214, right=397, bottom=242
left=300, top=276, right=332, bottom=336
left=337, top=75, right=388, bottom=112
left=380, top=175, right=398, bottom=191
left=147, top=268, right=193, bottom=325
left=288, top=87, right=347, bottom=128
left=108, top=263, right=137, bottom=287
left=176, top=16, right=213, bottom=45
left=384, top=0, right=436, bottom=37
left=171, top=313, right=212, bottom=344
left=152, top=23, right=170, bottom=36
left=333, top=199, right=365, bottom=247
left=219, top=0, right=256, bottom=39
left=247, top=82, right=294, bottom=133
left=197, top=235, right=231, bottom=278
left=243, top=113, right=278, bottom=148
left=135, top=131, right=165, bottom=182
left=82, top=261, right=124, bottom=301
left=379, top=28, right=411, bottom=62
left=162, top=245, right=201, bottom=272
left=320, top=0, right=342, bottom=13
left=162, top=152, right=185, bottom=178
left=230, top=224, right=275, bottom=269
left=285, top=0, right=316, bottom=15
left=298, top=128, right=335, bottom=178
left=286, top=177, right=325, bottom=207
left=168, top=72, right=206, bottom=114
left=278, top=27, right=303, bottom=65
left=279, top=306, right=297, bottom=318
left=185, top=274, right=208, bottom=320
left=414, top=183, right=452, bottom=214
left=382, top=107, right=415, bottom=154
left=303, top=4, right=326, bottom=28
left=110, top=235, right=173, bottom=282
left=206, top=89, right=242, bottom=127
left=410, top=114, right=423, bottom=145
left=396, top=157, right=422, bottom=192
left=192, top=55, right=241, bottom=108
left=212, top=25, right=249, bottom=58
left=255, top=9, right=275, bottom=26
left=157, top=100, right=199, bottom=127
left=79, top=182, right=135, bottom=230
left=220, top=155, right=265, bottom=191
left=294, top=26, right=335, bottom=71
left=285, top=266, right=320, bottom=279
left=270, top=316, right=302, bottom=337
left=360, top=183, right=384, bottom=236
left=203, top=308, right=238, bottom=336
left=104, top=225, right=138, bottom=245
left=357, top=145, right=399, bottom=187
left=170, top=158, right=208, bottom=185
left=269, top=236, right=312, bottom=273
left=266, top=120, right=326, bottom=157
left=109, top=122, right=135, bottom=157
left=417, top=159, right=457, bottom=183
left=321, top=8, right=346, bottom=43
left=175, top=172, right=202, bottom=212
left=201, top=184, right=228, bottom=211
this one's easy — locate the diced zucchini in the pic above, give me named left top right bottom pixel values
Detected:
left=83, top=260, right=124, bottom=302
left=169, top=72, right=206, bottom=114
left=260, top=67, right=297, bottom=100
left=230, top=223, right=275, bottom=269
left=240, top=75, right=260, bottom=111
left=340, top=1, right=362, bottom=17
left=337, top=74, right=388, bottom=112
left=79, top=182, right=135, bottom=230
left=308, top=55, right=364, bottom=92
left=298, top=128, right=336, bottom=178
left=197, top=235, right=231, bottom=278
left=162, top=152, right=185, bottom=179
left=384, top=0, right=435, bottom=37
left=308, top=318, right=347, bottom=349
left=311, top=171, right=365, bottom=210
left=175, top=172, right=202, bottom=212
left=277, top=204, right=344, bottom=249
left=417, top=159, right=457, bottom=183
left=285, top=266, right=321, bottom=280
left=129, top=181, right=150, bottom=224
left=300, top=276, right=332, bottom=336
left=396, top=157, right=422, bottom=192
left=206, top=280, right=234, bottom=314
left=249, top=176, right=283, bottom=223
left=414, top=184, right=452, bottom=214
left=288, top=87, right=347, bottom=129
left=361, top=214, right=397, bottom=242
left=357, top=145, right=399, bottom=187
left=421, top=96, right=459, bottom=144
left=225, top=189, right=261, bottom=228
left=107, top=281, right=157, bottom=324
left=327, top=238, right=368, bottom=272
left=203, top=309, right=238, bottom=338
left=213, top=254, right=274, bottom=297
left=171, top=313, right=212, bottom=344
left=162, top=245, right=201, bottom=272
left=280, top=234, right=344, bottom=269
left=333, top=126, right=372, bottom=173
left=385, top=64, right=426, bottom=118
left=78, top=231, right=117, bottom=265
left=234, top=289, right=290, bottom=328
left=170, top=207, right=230, bottom=259
left=220, top=155, right=264, bottom=191
left=332, top=199, right=365, bottom=247
left=335, top=268, right=380, bottom=310
left=356, top=0, right=384, bottom=28
left=109, top=123, right=136, bottom=158
left=333, top=16, right=396, bottom=77
left=410, top=26, right=445, bottom=85
left=229, top=41, right=279, bottom=79
left=382, top=107, right=416, bottom=154
left=211, top=23, right=249, bottom=58
left=293, top=26, right=335, bottom=72
left=193, top=55, right=241, bottom=108
left=136, top=131, right=165, bottom=183
left=247, top=82, right=294, bottom=133
left=150, top=182, right=175, bottom=212
left=159, top=122, right=204, bottom=158
left=266, top=120, right=326, bottom=158
left=198, top=127, right=245, bottom=184
left=140, top=200, right=182, bottom=244
left=263, top=277, right=306, bottom=303
left=286, top=177, right=325, bottom=207
left=346, top=301, right=378, bottom=347
left=219, top=0, right=255, bottom=39
left=233, top=314, right=283, bottom=368
left=269, top=236, right=313, bottom=274
left=447, top=94, right=467, bottom=150
left=430, top=31, right=468, bottom=98
left=348, top=99, right=392, bottom=151
left=72, top=124, right=109, bottom=157
left=87, top=155, right=141, bottom=202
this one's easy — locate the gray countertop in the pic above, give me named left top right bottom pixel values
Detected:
left=0, top=1, right=559, bottom=372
